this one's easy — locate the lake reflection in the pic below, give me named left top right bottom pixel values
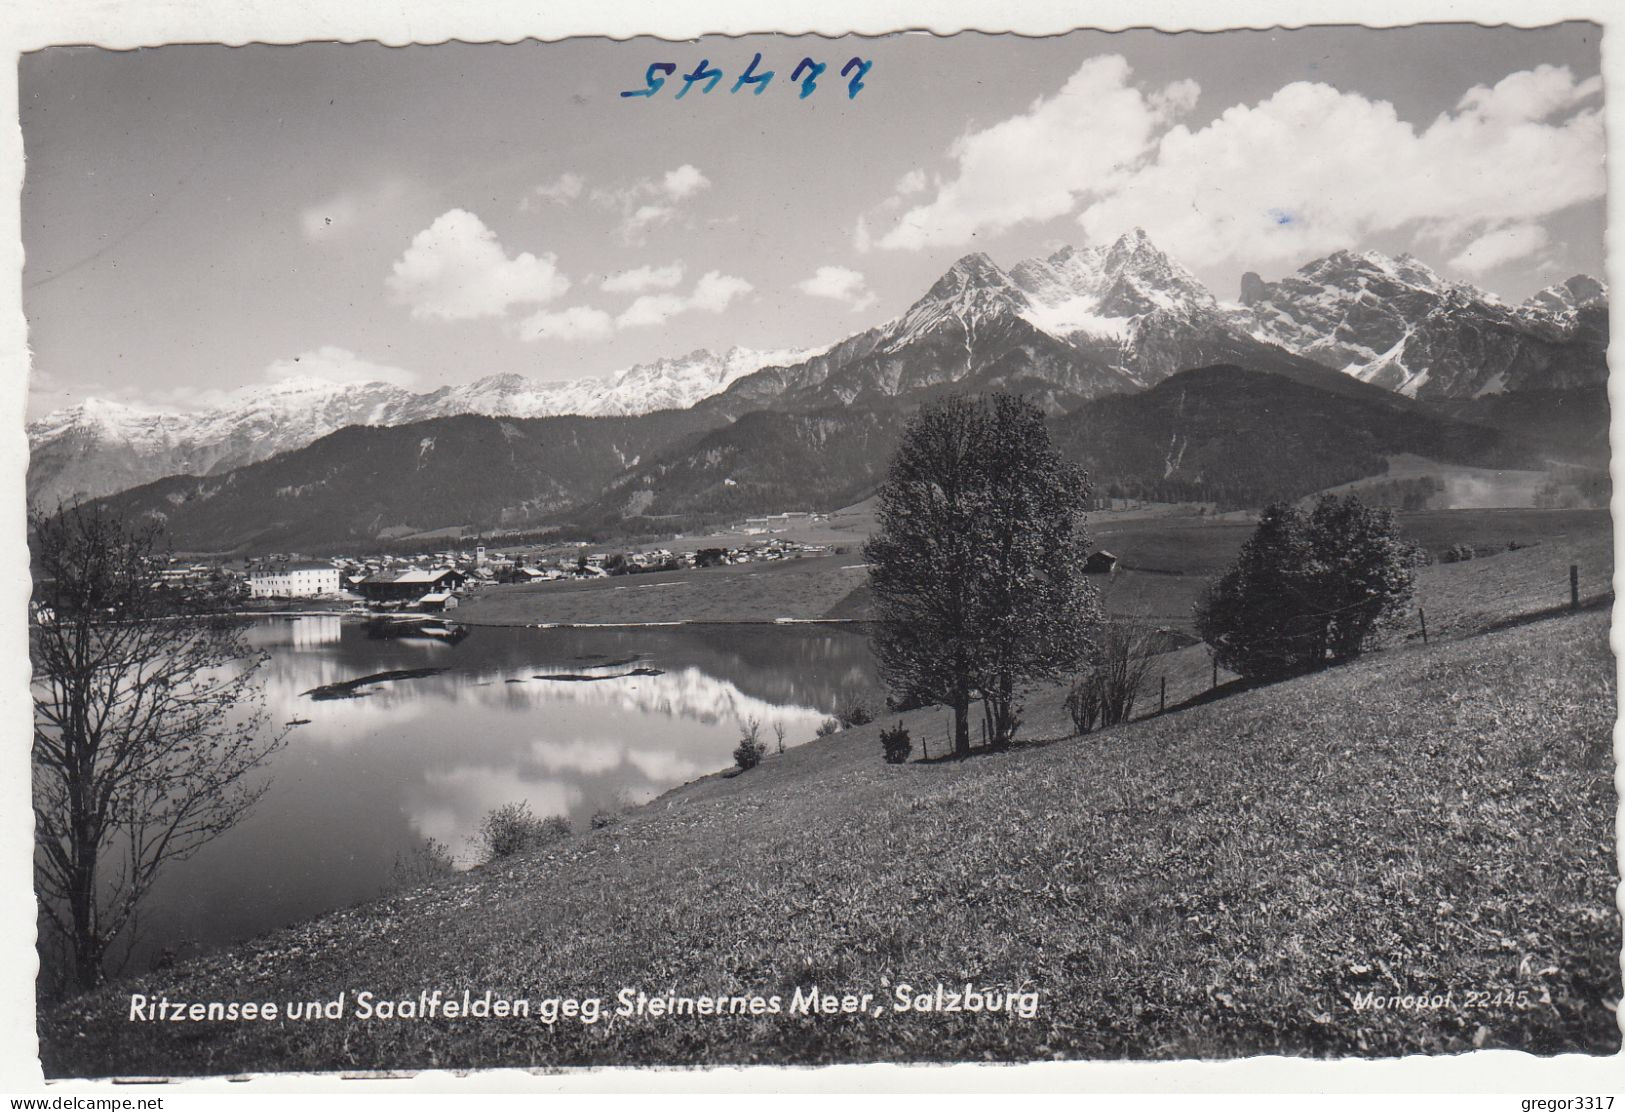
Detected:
left=136, top=617, right=877, bottom=966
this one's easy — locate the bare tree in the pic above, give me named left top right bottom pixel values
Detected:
left=30, top=502, right=286, bottom=991
left=1067, top=621, right=1160, bottom=733
left=1094, top=621, right=1160, bottom=727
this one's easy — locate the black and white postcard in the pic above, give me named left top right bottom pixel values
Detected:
left=4, top=0, right=1620, bottom=1095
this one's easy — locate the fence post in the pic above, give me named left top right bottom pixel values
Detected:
left=1418, top=607, right=1428, bottom=645
left=1571, top=564, right=1580, bottom=610
left=1211, top=656, right=1218, bottom=690
left=1159, top=677, right=1166, bottom=714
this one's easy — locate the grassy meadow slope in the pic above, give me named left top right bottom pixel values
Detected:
left=41, top=596, right=1617, bottom=1073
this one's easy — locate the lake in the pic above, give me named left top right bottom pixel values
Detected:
left=126, top=616, right=879, bottom=970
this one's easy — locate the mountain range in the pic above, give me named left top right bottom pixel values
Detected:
left=37, top=230, right=1611, bottom=552
left=1238, top=252, right=1608, bottom=397
left=26, top=345, right=814, bottom=507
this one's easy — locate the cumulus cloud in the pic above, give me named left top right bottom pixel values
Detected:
left=876, top=56, right=1198, bottom=251
left=616, top=293, right=687, bottom=330
left=661, top=164, right=710, bottom=200
left=869, top=57, right=1604, bottom=279
left=521, top=270, right=752, bottom=342
left=519, top=172, right=585, bottom=212
left=687, top=271, right=753, bottom=313
left=617, top=271, right=751, bottom=329
left=386, top=208, right=569, bottom=321
left=601, top=261, right=686, bottom=294
left=517, top=305, right=615, bottom=342
left=895, top=169, right=928, bottom=195
left=1074, top=64, right=1602, bottom=273
left=591, top=164, right=713, bottom=244
left=1447, top=223, right=1552, bottom=274
left=797, top=265, right=877, bottom=311
left=620, top=204, right=675, bottom=242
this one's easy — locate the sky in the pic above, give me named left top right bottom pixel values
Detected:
left=19, top=23, right=1606, bottom=418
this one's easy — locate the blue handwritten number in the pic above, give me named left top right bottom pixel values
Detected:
left=841, top=57, right=872, bottom=99
left=790, top=58, right=825, bottom=99
left=620, top=62, right=676, bottom=98
left=731, top=52, right=775, bottom=95
left=676, top=59, right=723, bottom=99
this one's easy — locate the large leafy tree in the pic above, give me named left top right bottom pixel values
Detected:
left=865, top=394, right=1100, bottom=756
left=30, top=502, right=285, bottom=991
left=1195, top=494, right=1417, bottom=681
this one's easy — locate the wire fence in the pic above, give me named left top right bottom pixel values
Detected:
left=916, top=557, right=1612, bottom=758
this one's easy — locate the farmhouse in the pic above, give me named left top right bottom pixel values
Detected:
left=418, top=591, right=459, bottom=613
left=248, top=561, right=342, bottom=599
left=356, top=567, right=468, bottom=604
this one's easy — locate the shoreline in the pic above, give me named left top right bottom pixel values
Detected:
left=235, top=610, right=870, bottom=629
left=455, top=616, right=869, bottom=630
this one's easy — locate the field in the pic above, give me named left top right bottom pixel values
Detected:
left=455, top=554, right=873, bottom=626
left=453, top=507, right=1612, bottom=633
left=1318, top=453, right=1554, bottom=510
left=1092, top=507, right=1611, bottom=636
left=40, top=598, right=1617, bottom=1074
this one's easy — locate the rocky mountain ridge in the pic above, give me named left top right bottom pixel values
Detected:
left=1235, top=251, right=1608, bottom=398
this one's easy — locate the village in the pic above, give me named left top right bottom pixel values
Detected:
left=155, top=510, right=850, bottom=615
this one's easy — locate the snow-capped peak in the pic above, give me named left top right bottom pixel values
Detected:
left=27, top=343, right=821, bottom=505
left=927, top=252, right=1021, bottom=297
left=1524, top=274, right=1608, bottom=316
left=1009, top=229, right=1218, bottom=342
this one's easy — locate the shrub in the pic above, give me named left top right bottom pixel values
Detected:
left=1064, top=621, right=1158, bottom=735
left=837, top=697, right=875, bottom=729
left=815, top=717, right=840, bottom=738
left=1097, top=622, right=1159, bottom=727
left=475, top=801, right=571, bottom=863
left=1440, top=543, right=1476, bottom=564
left=1065, top=675, right=1103, bottom=735
left=773, top=721, right=787, bottom=755
left=388, top=836, right=457, bottom=891
left=880, top=721, right=912, bottom=764
left=734, top=718, right=766, bottom=771
left=589, top=810, right=619, bottom=830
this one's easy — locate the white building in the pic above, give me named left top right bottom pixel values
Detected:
left=248, top=561, right=342, bottom=599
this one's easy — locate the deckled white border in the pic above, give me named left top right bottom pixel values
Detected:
left=0, top=0, right=1619, bottom=1096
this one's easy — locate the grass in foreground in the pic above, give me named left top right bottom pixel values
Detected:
left=40, top=606, right=1618, bottom=1075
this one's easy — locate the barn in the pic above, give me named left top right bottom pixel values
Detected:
left=1084, top=550, right=1119, bottom=575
